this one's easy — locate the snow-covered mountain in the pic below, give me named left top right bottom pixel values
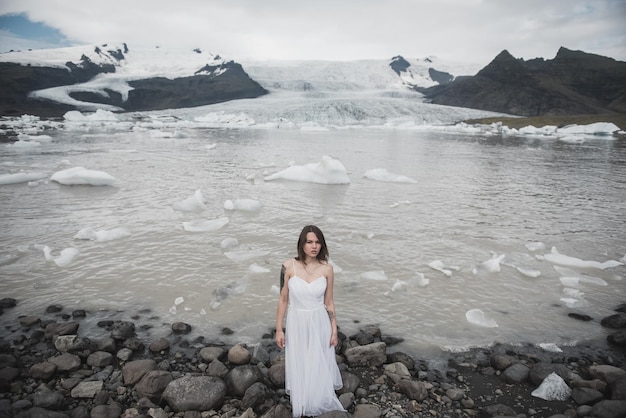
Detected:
left=0, top=43, right=267, bottom=114
left=0, top=43, right=485, bottom=115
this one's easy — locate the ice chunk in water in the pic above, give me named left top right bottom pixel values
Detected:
left=544, top=247, right=623, bottom=269
left=249, top=263, right=270, bottom=273
left=428, top=260, right=454, bottom=277
left=0, top=172, right=48, bottom=185
left=516, top=266, right=541, bottom=277
left=74, top=227, right=131, bottom=242
left=363, top=168, right=417, bottom=183
left=465, top=309, right=498, bottom=328
left=525, top=242, right=546, bottom=251
left=51, top=166, right=116, bottom=186
left=182, top=217, right=229, bottom=232
left=482, top=253, right=505, bottom=273
left=360, top=271, right=388, bottom=281
left=224, top=199, right=263, bottom=212
left=531, top=372, right=571, bottom=401
left=264, top=155, right=350, bottom=184
left=220, top=237, right=239, bottom=249
left=43, top=246, right=79, bottom=267
left=174, top=189, right=207, bottom=212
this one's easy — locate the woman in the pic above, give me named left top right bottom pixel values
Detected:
left=276, top=225, right=344, bottom=417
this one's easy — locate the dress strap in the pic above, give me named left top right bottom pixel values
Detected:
left=292, top=259, right=297, bottom=276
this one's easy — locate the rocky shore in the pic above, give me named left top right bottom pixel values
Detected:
left=0, top=298, right=625, bottom=418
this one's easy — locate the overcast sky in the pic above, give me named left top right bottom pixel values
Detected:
left=1, top=0, right=624, bottom=65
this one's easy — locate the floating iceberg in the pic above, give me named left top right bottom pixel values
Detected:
left=360, top=270, right=388, bottom=281
left=182, top=217, right=229, bottom=232
left=482, top=253, right=505, bottom=273
left=363, top=168, right=417, bottom=184
left=43, top=246, right=79, bottom=267
left=0, top=172, right=48, bottom=185
left=174, top=189, right=207, bottom=212
left=264, top=155, right=350, bottom=184
left=544, top=247, right=623, bottom=270
left=74, top=227, right=131, bottom=242
left=50, top=166, right=117, bottom=186
left=224, top=199, right=263, bottom=212
left=465, top=308, right=498, bottom=328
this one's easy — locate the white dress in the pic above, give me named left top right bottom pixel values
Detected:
left=285, top=262, right=344, bottom=417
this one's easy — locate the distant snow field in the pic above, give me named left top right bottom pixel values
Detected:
left=0, top=44, right=622, bottom=138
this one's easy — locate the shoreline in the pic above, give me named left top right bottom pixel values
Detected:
left=1, top=299, right=625, bottom=417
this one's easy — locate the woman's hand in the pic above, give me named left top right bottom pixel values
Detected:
left=276, top=329, right=285, bottom=349
left=329, top=332, right=338, bottom=348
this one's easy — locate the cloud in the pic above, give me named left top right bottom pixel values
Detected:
left=1, top=0, right=624, bottom=64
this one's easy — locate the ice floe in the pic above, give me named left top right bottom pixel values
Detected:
left=264, top=155, right=350, bottom=184
left=224, top=199, right=263, bottom=212
left=50, top=166, right=117, bottom=186
left=74, top=227, right=131, bottom=242
left=0, top=172, right=48, bottom=185
left=173, top=189, right=207, bottom=212
left=482, top=253, right=505, bottom=273
left=182, top=217, right=229, bottom=232
left=428, top=260, right=459, bottom=277
left=43, top=246, right=79, bottom=267
left=465, top=309, right=498, bottom=328
left=544, top=247, right=623, bottom=270
left=363, top=168, right=417, bottom=183
left=360, top=270, right=388, bottom=281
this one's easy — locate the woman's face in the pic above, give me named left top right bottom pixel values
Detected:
left=303, top=232, right=321, bottom=259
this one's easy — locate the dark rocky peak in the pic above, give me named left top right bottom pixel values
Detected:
left=195, top=60, right=232, bottom=76
left=65, top=54, right=116, bottom=83
left=390, top=55, right=410, bottom=75
left=428, top=68, right=454, bottom=85
left=476, top=49, right=533, bottom=83
left=107, top=48, right=125, bottom=61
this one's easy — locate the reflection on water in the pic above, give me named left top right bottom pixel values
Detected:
left=1, top=128, right=624, bottom=355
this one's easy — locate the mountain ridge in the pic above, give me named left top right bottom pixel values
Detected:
left=421, top=47, right=626, bottom=116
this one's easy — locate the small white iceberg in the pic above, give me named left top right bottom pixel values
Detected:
left=182, top=217, right=229, bottom=232
left=51, top=166, right=116, bottom=186
left=465, top=308, right=498, bottom=328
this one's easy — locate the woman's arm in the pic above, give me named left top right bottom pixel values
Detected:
left=324, top=264, right=338, bottom=347
left=275, top=261, right=290, bottom=349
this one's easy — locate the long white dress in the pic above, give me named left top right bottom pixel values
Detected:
left=285, top=265, right=344, bottom=417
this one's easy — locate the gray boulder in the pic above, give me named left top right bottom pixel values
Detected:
left=353, top=403, right=381, bottom=418
left=344, top=342, right=386, bottom=367
left=398, top=380, right=428, bottom=401
left=135, top=370, right=174, bottom=404
left=228, top=344, right=251, bottom=365
left=225, top=365, right=264, bottom=397
left=589, top=400, right=626, bottom=418
left=122, top=359, right=157, bottom=385
left=70, top=381, right=103, bottom=398
left=48, top=353, right=81, bottom=373
left=267, top=363, right=285, bottom=388
left=571, top=387, right=604, bottom=405
left=501, top=363, right=530, bottom=384
left=87, top=351, right=113, bottom=368
left=90, top=402, right=122, bottom=418
left=29, top=362, right=57, bottom=380
left=33, top=387, right=64, bottom=410
left=199, top=346, right=226, bottom=363
left=208, top=359, right=229, bottom=378
left=589, top=365, right=626, bottom=386
left=111, top=321, right=136, bottom=340
left=241, top=382, right=270, bottom=410
left=162, top=375, right=226, bottom=412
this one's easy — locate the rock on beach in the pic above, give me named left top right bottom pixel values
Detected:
left=0, top=301, right=624, bottom=418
